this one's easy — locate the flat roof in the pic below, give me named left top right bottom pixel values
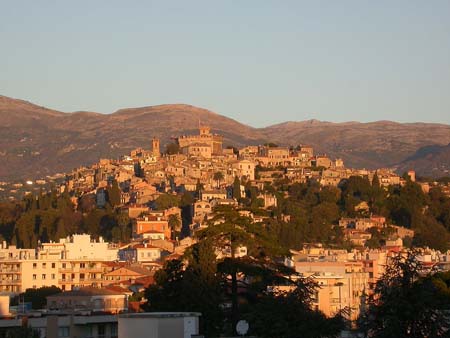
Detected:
left=119, top=312, right=201, bottom=319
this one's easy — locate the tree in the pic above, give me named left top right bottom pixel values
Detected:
left=14, top=213, right=37, bottom=248
left=22, top=286, right=61, bottom=309
left=213, top=171, right=225, bottom=188
left=165, top=142, right=180, bottom=155
left=195, top=179, right=204, bottom=196
left=154, top=193, right=179, bottom=210
left=143, top=241, right=223, bottom=336
left=372, top=172, right=380, bottom=188
left=340, top=176, right=372, bottom=206
left=246, top=279, right=345, bottom=338
left=168, top=214, right=181, bottom=239
left=197, top=206, right=290, bottom=335
left=233, top=176, right=241, bottom=200
left=106, top=180, right=121, bottom=207
left=360, top=251, right=450, bottom=337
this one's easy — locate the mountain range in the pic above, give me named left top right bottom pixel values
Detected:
left=1, top=95, right=449, bottom=180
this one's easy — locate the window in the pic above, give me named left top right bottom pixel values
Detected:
left=52, top=274, right=56, bottom=279
left=52, top=263, right=56, bottom=268
left=98, top=324, right=105, bottom=336
left=62, top=263, right=66, bottom=268
left=80, top=263, right=85, bottom=268
left=42, top=274, right=46, bottom=280
left=111, top=323, right=118, bottom=338
left=42, top=263, right=46, bottom=269
left=33, top=263, right=37, bottom=269
left=32, top=274, right=37, bottom=280
left=58, top=327, right=70, bottom=338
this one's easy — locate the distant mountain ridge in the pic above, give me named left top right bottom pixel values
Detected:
left=1, top=95, right=450, bottom=180
left=395, top=143, right=450, bottom=177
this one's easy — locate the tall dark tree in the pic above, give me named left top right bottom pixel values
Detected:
left=246, top=279, right=345, bottom=338
left=360, top=251, right=450, bottom=337
left=106, top=180, right=121, bottom=207
left=213, top=171, right=225, bottom=188
left=233, top=176, right=241, bottom=200
left=372, top=172, right=380, bottom=188
left=168, top=214, right=181, bottom=239
left=197, top=206, right=289, bottom=334
left=143, top=240, right=223, bottom=336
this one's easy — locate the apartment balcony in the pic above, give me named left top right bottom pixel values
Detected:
left=59, top=268, right=76, bottom=273
left=0, top=279, right=21, bottom=285
left=59, top=267, right=104, bottom=273
left=58, top=279, right=76, bottom=284
left=0, top=270, right=21, bottom=274
left=79, top=267, right=104, bottom=273
left=78, top=278, right=104, bottom=284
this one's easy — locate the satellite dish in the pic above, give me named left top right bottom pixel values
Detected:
left=236, top=320, right=249, bottom=336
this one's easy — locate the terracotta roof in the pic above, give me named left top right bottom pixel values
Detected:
left=105, top=265, right=153, bottom=277
left=134, top=275, right=155, bottom=288
left=131, top=244, right=160, bottom=249
left=164, top=253, right=182, bottom=261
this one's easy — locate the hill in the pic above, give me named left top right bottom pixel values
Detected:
left=1, top=95, right=450, bottom=180
left=263, top=120, right=450, bottom=172
left=395, top=143, right=450, bottom=178
left=0, top=96, right=266, bottom=180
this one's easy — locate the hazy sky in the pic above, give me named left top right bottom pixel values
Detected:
left=1, top=1, right=449, bottom=127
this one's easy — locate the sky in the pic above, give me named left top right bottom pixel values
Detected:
left=1, top=1, right=450, bottom=127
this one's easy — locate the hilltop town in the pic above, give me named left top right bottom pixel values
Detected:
left=1, top=125, right=450, bottom=337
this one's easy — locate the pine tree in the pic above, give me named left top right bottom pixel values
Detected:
left=233, top=176, right=241, bottom=200
left=372, top=172, right=380, bottom=187
left=107, top=180, right=121, bottom=207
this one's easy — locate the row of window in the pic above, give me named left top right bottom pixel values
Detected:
left=32, top=262, right=97, bottom=269
left=32, top=273, right=56, bottom=280
left=32, top=273, right=100, bottom=280
left=33, top=262, right=56, bottom=269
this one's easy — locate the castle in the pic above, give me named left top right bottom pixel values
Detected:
left=176, top=126, right=223, bottom=155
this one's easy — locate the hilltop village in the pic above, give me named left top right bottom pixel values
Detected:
left=1, top=126, right=450, bottom=337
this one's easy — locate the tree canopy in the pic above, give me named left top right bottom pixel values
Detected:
left=360, top=251, right=450, bottom=337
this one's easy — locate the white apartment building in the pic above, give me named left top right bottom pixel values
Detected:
left=0, top=235, right=119, bottom=293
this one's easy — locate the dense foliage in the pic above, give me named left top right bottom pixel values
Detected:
left=144, top=208, right=345, bottom=337
left=1, top=175, right=450, bottom=251
left=21, top=286, right=62, bottom=310
left=360, top=252, right=450, bottom=337
left=0, top=184, right=132, bottom=248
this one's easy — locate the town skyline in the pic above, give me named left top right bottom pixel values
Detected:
left=1, top=113, right=449, bottom=337
left=1, top=2, right=450, bottom=336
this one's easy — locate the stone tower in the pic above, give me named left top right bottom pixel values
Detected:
left=199, top=126, right=211, bottom=135
left=152, top=138, right=160, bottom=157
